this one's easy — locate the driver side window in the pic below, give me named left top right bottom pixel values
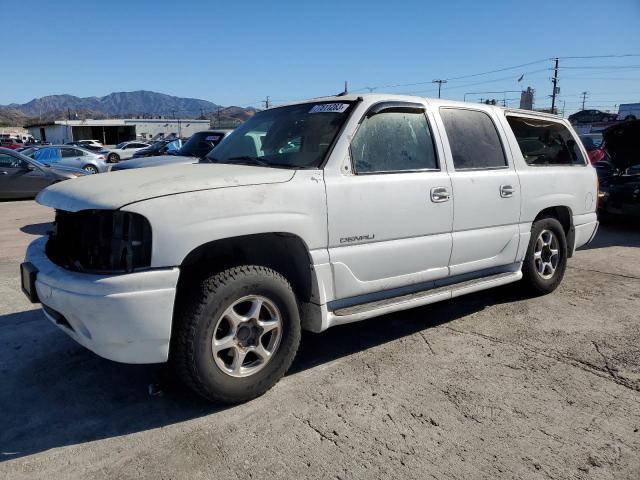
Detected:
left=0, top=153, right=27, bottom=169
left=350, top=109, right=438, bottom=174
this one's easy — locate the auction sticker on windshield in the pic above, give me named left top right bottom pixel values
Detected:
left=309, top=103, right=349, bottom=114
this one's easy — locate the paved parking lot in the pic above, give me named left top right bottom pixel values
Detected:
left=0, top=200, right=639, bottom=479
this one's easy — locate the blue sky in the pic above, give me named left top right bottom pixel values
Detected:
left=2, top=0, right=639, bottom=115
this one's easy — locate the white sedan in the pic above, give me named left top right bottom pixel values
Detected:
left=105, top=141, right=150, bottom=163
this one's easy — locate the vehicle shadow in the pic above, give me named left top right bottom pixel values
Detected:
left=0, top=284, right=525, bottom=461
left=19, top=222, right=52, bottom=236
left=579, top=221, right=640, bottom=250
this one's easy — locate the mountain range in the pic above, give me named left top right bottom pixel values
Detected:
left=0, top=90, right=257, bottom=127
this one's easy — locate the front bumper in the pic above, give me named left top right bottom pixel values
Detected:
left=25, top=236, right=179, bottom=364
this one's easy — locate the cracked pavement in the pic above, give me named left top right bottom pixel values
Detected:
left=0, top=201, right=639, bottom=479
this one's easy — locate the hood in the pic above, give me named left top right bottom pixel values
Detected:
left=37, top=163, right=295, bottom=211
left=603, top=120, right=640, bottom=171
left=112, top=155, right=195, bottom=171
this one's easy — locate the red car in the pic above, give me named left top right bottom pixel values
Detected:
left=0, top=139, right=22, bottom=150
left=579, top=133, right=605, bottom=164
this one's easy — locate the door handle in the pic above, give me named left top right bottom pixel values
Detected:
left=431, top=186, right=451, bottom=203
left=500, top=185, right=515, bottom=198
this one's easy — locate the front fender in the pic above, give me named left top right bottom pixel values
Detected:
left=123, top=170, right=327, bottom=268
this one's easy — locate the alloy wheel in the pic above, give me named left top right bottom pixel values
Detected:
left=212, top=295, right=283, bottom=378
left=534, top=229, right=560, bottom=280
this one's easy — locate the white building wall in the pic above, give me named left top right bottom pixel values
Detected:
left=27, top=119, right=211, bottom=144
left=27, top=124, right=71, bottom=144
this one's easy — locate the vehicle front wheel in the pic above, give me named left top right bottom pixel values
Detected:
left=172, top=265, right=301, bottom=404
left=108, top=153, right=120, bottom=163
left=521, top=217, right=568, bottom=295
left=82, top=164, right=99, bottom=174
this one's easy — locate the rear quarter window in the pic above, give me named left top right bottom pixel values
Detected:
left=507, top=116, right=586, bottom=166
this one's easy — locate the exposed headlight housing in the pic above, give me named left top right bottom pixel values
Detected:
left=46, top=210, right=152, bottom=273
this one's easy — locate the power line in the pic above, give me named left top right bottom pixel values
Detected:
left=556, top=54, right=640, bottom=59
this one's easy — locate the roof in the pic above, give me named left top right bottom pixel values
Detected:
left=273, top=92, right=564, bottom=120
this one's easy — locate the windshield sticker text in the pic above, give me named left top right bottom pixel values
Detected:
left=309, top=103, right=349, bottom=114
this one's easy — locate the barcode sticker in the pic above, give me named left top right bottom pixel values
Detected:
left=309, top=103, right=349, bottom=114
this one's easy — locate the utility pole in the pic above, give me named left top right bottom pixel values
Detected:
left=432, top=79, right=448, bottom=98
left=217, top=106, right=221, bottom=127
left=581, top=91, right=588, bottom=110
left=263, top=96, right=270, bottom=109
left=344, top=80, right=348, bottom=94
left=550, top=57, right=559, bottom=114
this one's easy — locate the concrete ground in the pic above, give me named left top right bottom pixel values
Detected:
left=0, top=200, right=638, bottom=479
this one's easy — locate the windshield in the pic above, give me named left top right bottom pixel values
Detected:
left=206, top=101, right=355, bottom=168
left=178, top=131, right=227, bottom=158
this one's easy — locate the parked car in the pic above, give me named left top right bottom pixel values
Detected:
left=111, top=130, right=232, bottom=171
left=103, top=141, right=150, bottom=163
left=579, top=133, right=606, bottom=164
left=75, top=139, right=103, bottom=149
left=0, top=147, right=85, bottom=199
left=597, top=120, right=640, bottom=219
left=130, top=138, right=183, bottom=159
left=65, top=141, right=106, bottom=153
left=0, top=138, right=23, bottom=150
left=569, top=109, right=617, bottom=124
left=617, top=103, right=640, bottom=121
left=22, top=94, right=598, bottom=404
left=21, top=145, right=109, bottom=174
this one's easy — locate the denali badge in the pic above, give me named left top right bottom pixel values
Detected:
left=340, top=234, right=375, bottom=244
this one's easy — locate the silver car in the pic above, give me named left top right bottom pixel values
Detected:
left=21, top=145, right=109, bottom=174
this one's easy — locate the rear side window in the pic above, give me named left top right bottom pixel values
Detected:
left=61, top=148, right=79, bottom=158
left=351, top=111, right=438, bottom=173
left=507, top=116, right=586, bottom=166
left=440, top=108, right=507, bottom=169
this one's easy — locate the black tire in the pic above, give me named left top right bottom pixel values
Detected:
left=108, top=153, right=120, bottom=163
left=521, top=217, right=568, bottom=295
left=172, top=265, right=301, bottom=404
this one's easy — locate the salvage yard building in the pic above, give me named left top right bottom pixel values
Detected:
left=25, top=118, right=211, bottom=145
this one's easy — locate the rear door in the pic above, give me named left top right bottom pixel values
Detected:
left=325, top=101, right=453, bottom=300
left=436, top=106, right=521, bottom=276
left=60, top=147, right=84, bottom=168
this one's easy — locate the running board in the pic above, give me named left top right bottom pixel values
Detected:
left=326, top=270, right=522, bottom=328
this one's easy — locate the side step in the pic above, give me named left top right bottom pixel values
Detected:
left=327, top=270, right=522, bottom=327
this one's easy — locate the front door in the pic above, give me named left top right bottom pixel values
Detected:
left=0, top=153, right=49, bottom=198
left=326, top=102, right=453, bottom=300
left=437, top=107, right=521, bottom=276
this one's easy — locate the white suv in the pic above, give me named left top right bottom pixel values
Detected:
left=22, top=94, right=598, bottom=403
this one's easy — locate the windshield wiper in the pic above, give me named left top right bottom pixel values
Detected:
left=206, top=156, right=303, bottom=169
left=224, top=156, right=270, bottom=166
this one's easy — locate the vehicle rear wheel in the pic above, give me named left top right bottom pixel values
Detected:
left=83, top=164, right=99, bottom=174
left=172, top=265, right=301, bottom=404
left=521, top=217, right=568, bottom=295
left=108, top=153, right=120, bottom=163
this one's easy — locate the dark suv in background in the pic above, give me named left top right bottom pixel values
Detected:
left=569, top=109, right=617, bottom=124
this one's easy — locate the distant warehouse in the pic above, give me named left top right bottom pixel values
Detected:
left=25, top=118, right=211, bottom=145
